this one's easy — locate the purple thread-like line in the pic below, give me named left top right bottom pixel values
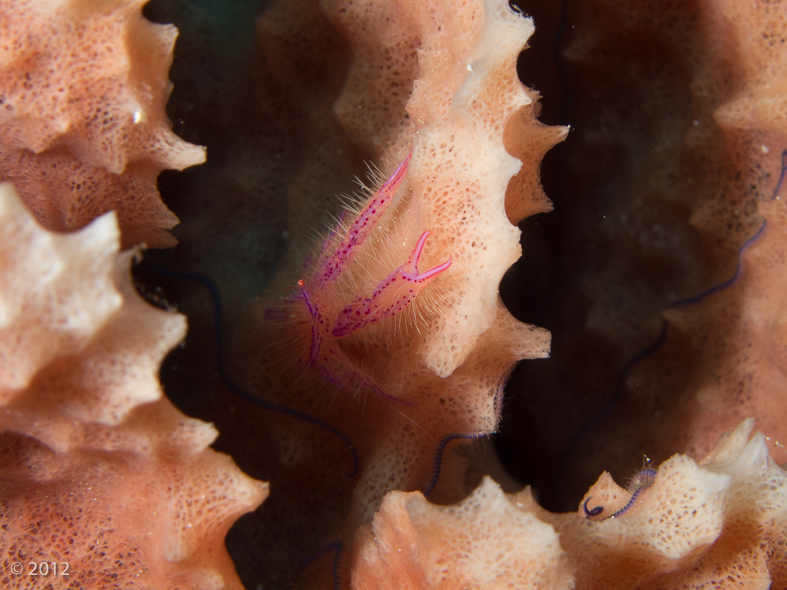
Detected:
left=136, top=259, right=360, bottom=478
left=583, top=467, right=658, bottom=519
left=606, top=486, right=646, bottom=519
left=424, top=431, right=491, bottom=497
left=582, top=496, right=604, bottom=517
left=299, top=540, right=342, bottom=590
left=559, top=149, right=787, bottom=488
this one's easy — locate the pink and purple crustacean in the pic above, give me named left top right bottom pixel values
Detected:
left=284, top=153, right=452, bottom=404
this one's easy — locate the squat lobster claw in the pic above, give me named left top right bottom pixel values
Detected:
left=282, top=152, right=451, bottom=403
left=332, top=230, right=452, bottom=338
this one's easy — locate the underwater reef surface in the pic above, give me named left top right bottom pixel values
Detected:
left=500, top=0, right=787, bottom=511
left=1, top=0, right=786, bottom=588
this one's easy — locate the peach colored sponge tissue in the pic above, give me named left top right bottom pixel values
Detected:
left=353, top=419, right=787, bottom=589
left=0, top=183, right=266, bottom=589
left=0, top=0, right=205, bottom=248
left=250, top=0, right=566, bottom=526
left=4, top=0, right=787, bottom=588
left=326, top=0, right=566, bottom=377
left=352, top=477, right=572, bottom=590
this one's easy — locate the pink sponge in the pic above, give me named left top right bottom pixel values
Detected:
left=353, top=419, right=787, bottom=589
left=0, top=183, right=266, bottom=590
left=0, top=0, right=205, bottom=248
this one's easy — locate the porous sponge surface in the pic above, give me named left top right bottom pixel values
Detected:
left=328, top=0, right=566, bottom=377
left=352, top=477, right=572, bottom=590
left=506, top=0, right=787, bottom=503
left=0, top=0, right=205, bottom=247
left=0, top=183, right=267, bottom=590
left=238, top=2, right=562, bottom=582
left=549, top=419, right=786, bottom=589
left=354, top=420, right=787, bottom=590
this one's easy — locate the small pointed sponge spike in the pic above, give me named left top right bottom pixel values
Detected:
left=332, top=230, right=452, bottom=338
left=314, top=153, right=412, bottom=287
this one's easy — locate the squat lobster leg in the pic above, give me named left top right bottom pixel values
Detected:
left=280, top=152, right=451, bottom=403
left=314, top=153, right=412, bottom=288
